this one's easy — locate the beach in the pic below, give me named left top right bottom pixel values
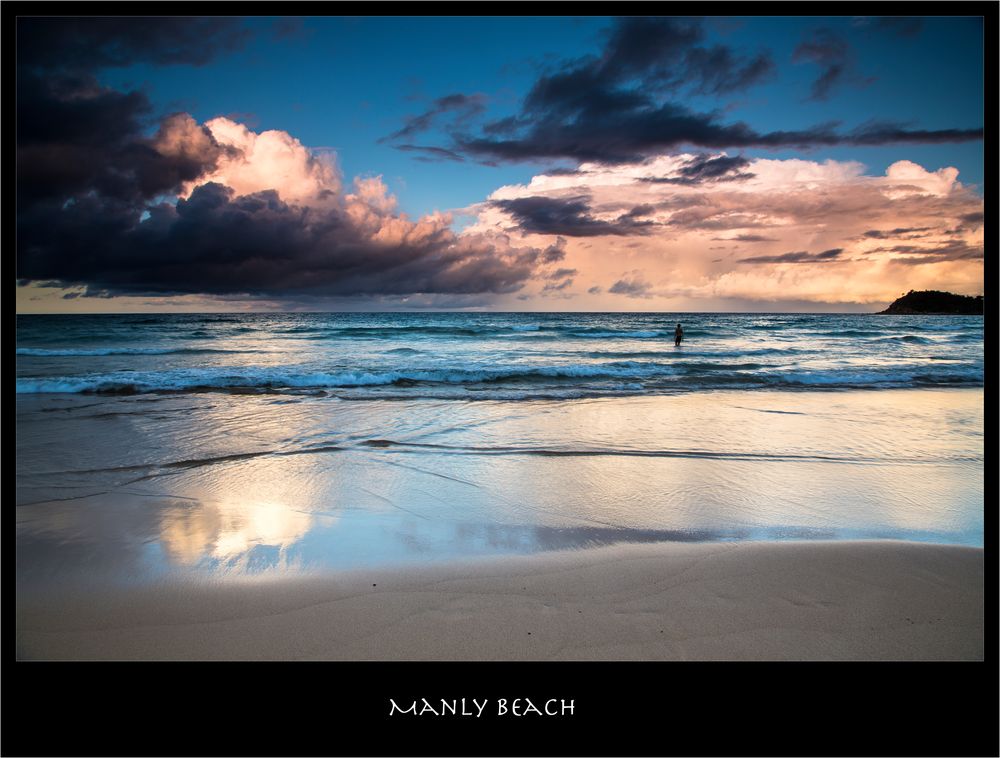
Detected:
left=16, top=540, right=983, bottom=660
left=15, top=313, right=984, bottom=661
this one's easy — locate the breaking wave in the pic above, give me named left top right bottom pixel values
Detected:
left=15, top=362, right=983, bottom=395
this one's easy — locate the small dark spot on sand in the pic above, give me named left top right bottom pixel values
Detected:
left=527, top=632, right=531, bottom=635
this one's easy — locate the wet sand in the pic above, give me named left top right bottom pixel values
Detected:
left=16, top=539, right=983, bottom=661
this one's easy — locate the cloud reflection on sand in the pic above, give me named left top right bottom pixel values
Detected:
left=159, top=499, right=317, bottom=569
left=15, top=388, right=984, bottom=587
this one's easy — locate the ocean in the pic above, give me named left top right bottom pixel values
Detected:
left=16, top=312, right=984, bottom=585
left=15, top=312, right=984, bottom=397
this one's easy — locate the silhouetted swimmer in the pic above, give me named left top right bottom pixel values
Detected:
left=674, top=323, right=684, bottom=346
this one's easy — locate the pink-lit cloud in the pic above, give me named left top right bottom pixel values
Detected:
left=183, top=117, right=342, bottom=204
left=467, top=153, right=984, bottom=309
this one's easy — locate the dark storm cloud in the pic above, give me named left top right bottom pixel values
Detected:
left=18, top=72, right=238, bottom=209
left=739, top=248, right=844, bottom=264
left=861, top=226, right=934, bottom=239
left=382, top=93, right=487, bottom=142
left=792, top=28, right=862, bottom=101
left=454, top=17, right=775, bottom=163
left=945, top=212, right=985, bottom=237
left=608, top=274, right=653, bottom=298
left=542, top=277, right=575, bottom=292
left=430, top=18, right=980, bottom=165
left=17, top=17, right=250, bottom=72
left=678, top=154, right=754, bottom=181
left=864, top=240, right=984, bottom=265
left=544, top=167, right=589, bottom=177
left=455, top=102, right=982, bottom=165
left=619, top=204, right=656, bottom=219
left=546, top=268, right=579, bottom=279
left=793, top=26, right=884, bottom=101
left=16, top=18, right=562, bottom=299
left=682, top=44, right=776, bottom=95
left=17, top=17, right=250, bottom=209
left=491, top=195, right=657, bottom=237
left=641, top=154, right=754, bottom=184
left=539, top=237, right=568, bottom=263
left=563, top=16, right=775, bottom=99
left=843, top=120, right=984, bottom=145
left=17, top=183, right=563, bottom=297
left=481, top=115, right=524, bottom=137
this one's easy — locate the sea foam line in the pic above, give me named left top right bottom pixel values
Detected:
left=16, top=347, right=251, bottom=357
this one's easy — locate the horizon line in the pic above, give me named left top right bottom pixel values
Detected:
left=16, top=309, right=962, bottom=317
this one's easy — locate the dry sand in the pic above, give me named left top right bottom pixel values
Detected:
left=16, top=540, right=983, bottom=661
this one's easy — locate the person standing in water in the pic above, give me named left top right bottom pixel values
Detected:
left=674, top=323, right=684, bottom=346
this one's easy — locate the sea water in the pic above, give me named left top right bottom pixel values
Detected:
left=16, top=312, right=984, bottom=397
left=15, top=312, right=984, bottom=585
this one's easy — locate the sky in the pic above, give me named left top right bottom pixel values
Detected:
left=15, top=15, right=985, bottom=312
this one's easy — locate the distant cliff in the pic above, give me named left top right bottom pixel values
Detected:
left=879, top=290, right=984, bottom=315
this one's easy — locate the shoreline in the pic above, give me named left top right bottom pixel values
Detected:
left=16, top=539, right=983, bottom=661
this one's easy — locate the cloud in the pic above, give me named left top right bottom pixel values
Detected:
left=16, top=18, right=573, bottom=302
left=882, top=159, right=960, bottom=195
left=641, top=154, right=754, bottom=184
left=536, top=17, right=775, bottom=101
left=456, top=103, right=982, bottom=165
left=14, top=16, right=985, bottom=311
left=183, top=117, right=342, bottom=204
left=393, top=18, right=980, bottom=165
left=16, top=18, right=252, bottom=212
left=620, top=204, right=656, bottom=219
left=860, top=226, right=933, bottom=239
left=17, top=17, right=250, bottom=72
left=17, top=115, right=569, bottom=298
left=17, top=71, right=236, bottom=208
left=546, top=268, right=579, bottom=279
left=463, top=153, right=984, bottom=305
left=862, top=240, right=983, bottom=265
left=542, top=277, right=575, bottom=293
left=382, top=17, right=779, bottom=164
left=490, top=195, right=657, bottom=237
left=792, top=28, right=872, bottom=100
left=383, top=93, right=487, bottom=142
left=719, top=234, right=779, bottom=242
left=608, top=272, right=654, bottom=298
left=739, top=248, right=844, bottom=264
